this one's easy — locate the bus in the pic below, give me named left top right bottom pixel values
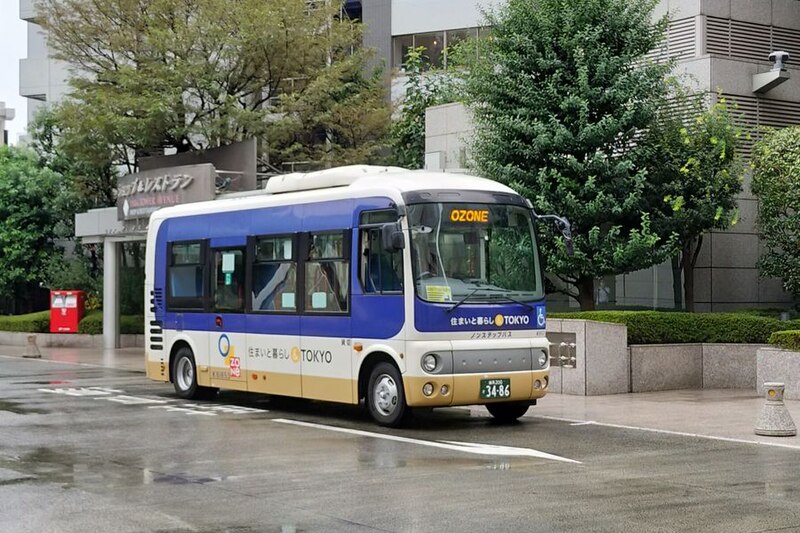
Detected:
left=144, top=165, right=571, bottom=426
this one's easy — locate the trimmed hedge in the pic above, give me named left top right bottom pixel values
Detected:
left=78, top=311, right=144, bottom=335
left=550, top=311, right=800, bottom=345
left=768, top=330, right=800, bottom=351
left=0, top=311, right=50, bottom=333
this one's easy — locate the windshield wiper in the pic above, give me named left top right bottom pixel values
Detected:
left=447, top=288, right=481, bottom=313
left=486, top=293, right=534, bottom=312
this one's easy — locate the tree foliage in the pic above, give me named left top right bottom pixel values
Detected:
left=0, top=146, right=78, bottom=308
left=389, top=47, right=453, bottom=169
left=37, top=0, right=390, bottom=172
left=752, top=126, right=800, bottom=301
left=642, top=92, right=744, bottom=311
left=459, top=0, right=674, bottom=309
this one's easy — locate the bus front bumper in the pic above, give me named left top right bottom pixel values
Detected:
left=404, top=370, right=550, bottom=408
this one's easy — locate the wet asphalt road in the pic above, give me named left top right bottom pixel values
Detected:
left=2, top=357, right=800, bottom=533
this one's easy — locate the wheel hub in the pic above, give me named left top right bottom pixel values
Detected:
left=374, top=374, right=398, bottom=416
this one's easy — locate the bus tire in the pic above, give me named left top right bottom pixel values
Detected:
left=172, top=347, right=217, bottom=400
left=486, top=402, right=529, bottom=423
left=367, top=362, right=409, bottom=427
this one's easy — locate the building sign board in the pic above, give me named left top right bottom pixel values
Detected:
left=116, top=163, right=216, bottom=221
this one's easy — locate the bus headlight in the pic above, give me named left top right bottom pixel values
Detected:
left=537, top=351, right=548, bottom=368
left=422, top=354, right=438, bottom=373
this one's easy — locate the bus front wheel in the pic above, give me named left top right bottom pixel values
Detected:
left=172, top=347, right=217, bottom=400
left=486, top=402, right=529, bottom=423
left=367, top=362, right=409, bottom=427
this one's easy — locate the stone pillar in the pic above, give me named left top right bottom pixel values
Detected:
left=103, top=239, right=120, bottom=349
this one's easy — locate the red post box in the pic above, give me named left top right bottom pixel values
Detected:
left=50, top=290, right=85, bottom=333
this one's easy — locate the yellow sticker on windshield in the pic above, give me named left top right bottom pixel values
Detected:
left=426, top=285, right=453, bottom=302
left=449, top=209, right=489, bottom=223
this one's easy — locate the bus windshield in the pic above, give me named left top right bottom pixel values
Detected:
left=407, top=203, right=544, bottom=304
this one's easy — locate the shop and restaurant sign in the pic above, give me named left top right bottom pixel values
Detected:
left=116, top=163, right=216, bottom=221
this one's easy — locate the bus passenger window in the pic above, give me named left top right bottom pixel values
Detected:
left=168, top=241, right=205, bottom=309
left=252, top=236, right=297, bottom=312
left=213, top=249, right=244, bottom=312
left=305, top=232, right=349, bottom=313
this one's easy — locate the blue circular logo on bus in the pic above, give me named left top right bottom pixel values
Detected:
left=218, top=334, right=231, bottom=358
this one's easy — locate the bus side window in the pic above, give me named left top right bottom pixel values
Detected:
left=167, top=241, right=205, bottom=310
left=213, top=249, right=245, bottom=312
left=360, top=228, right=403, bottom=294
left=252, top=236, right=297, bottom=312
left=305, top=231, right=349, bottom=313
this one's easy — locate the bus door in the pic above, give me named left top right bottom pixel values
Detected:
left=300, top=231, right=353, bottom=403
left=208, top=246, right=248, bottom=391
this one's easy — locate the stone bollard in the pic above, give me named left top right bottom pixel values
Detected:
left=755, top=383, right=797, bottom=437
left=23, top=334, right=41, bottom=359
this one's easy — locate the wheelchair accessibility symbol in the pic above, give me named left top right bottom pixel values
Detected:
left=536, top=306, right=546, bottom=328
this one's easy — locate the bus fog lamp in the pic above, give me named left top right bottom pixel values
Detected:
left=533, top=379, right=542, bottom=390
left=440, top=385, right=449, bottom=396
left=422, top=354, right=438, bottom=372
left=423, top=382, right=434, bottom=396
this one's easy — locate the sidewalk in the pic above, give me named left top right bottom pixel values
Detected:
left=4, top=344, right=799, bottom=448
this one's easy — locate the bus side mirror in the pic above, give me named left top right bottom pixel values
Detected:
left=381, top=222, right=405, bottom=252
left=557, top=218, right=574, bottom=257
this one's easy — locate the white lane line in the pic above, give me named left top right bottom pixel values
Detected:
left=272, top=418, right=582, bottom=464
left=569, top=421, right=595, bottom=426
left=534, top=415, right=800, bottom=450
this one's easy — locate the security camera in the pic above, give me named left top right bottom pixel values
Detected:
left=769, top=51, right=789, bottom=71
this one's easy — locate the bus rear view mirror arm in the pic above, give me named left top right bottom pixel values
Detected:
left=532, top=211, right=574, bottom=257
left=381, top=221, right=405, bottom=252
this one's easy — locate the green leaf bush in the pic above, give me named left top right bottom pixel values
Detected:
left=768, top=330, right=800, bottom=352
left=550, top=311, right=800, bottom=345
left=0, top=311, right=51, bottom=333
left=78, top=311, right=143, bottom=335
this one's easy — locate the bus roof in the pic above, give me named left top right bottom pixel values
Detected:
left=151, top=165, right=520, bottom=222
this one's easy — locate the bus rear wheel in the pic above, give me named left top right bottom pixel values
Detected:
left=486, top=402, right=529, bottom=423
left=367, top=362, right=409, bottom=427
left=172, top=347, right=217, bottom=400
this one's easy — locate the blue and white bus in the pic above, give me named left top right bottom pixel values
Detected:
left=145, top=165, right=570, bottom=426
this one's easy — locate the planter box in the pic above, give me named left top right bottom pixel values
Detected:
left=757, top=347, right=800, bottom=399
left=0, top=331, right=144, bottom=348
left=630, top=343, right=765, bottom=393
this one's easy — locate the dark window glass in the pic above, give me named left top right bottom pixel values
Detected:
left=360, top=228, right=403, bottom=294
left=168, top=241, right=205, bottom=309
left=213, top=249, right=245, bottom=312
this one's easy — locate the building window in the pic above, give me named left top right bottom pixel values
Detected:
left=305, top=232, right=349, bottom=313
left=393, top=28, right=480, bottom=70
left=252, top=236, right=297, bottom=312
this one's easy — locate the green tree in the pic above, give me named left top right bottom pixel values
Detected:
left=29, top=108, right=117, bottom=209
left=459, top=0, right=674, bottom=309
left=752, top=126, right=800, bottom=302
left=643, top=93, right=744, bottom=311
left=37, top=0, right=390, bottom=171
left=0, top=146, right=78, bottom=312
left=389, top=47, right=452, bottom=169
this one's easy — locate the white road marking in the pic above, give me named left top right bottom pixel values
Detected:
left=273, top=418, right=582, bottom=463
left=535, top=414, right=800, bottom=450
left=569, top=421, right=595, bottom=426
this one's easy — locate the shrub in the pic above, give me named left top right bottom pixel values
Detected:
left=78, top=311, right=144, bottom=335
left=550, top=311, right=800, bottom=345
left=0, top=311, right=50, bottom=332
left=768, top=330, right=800, bottom=352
